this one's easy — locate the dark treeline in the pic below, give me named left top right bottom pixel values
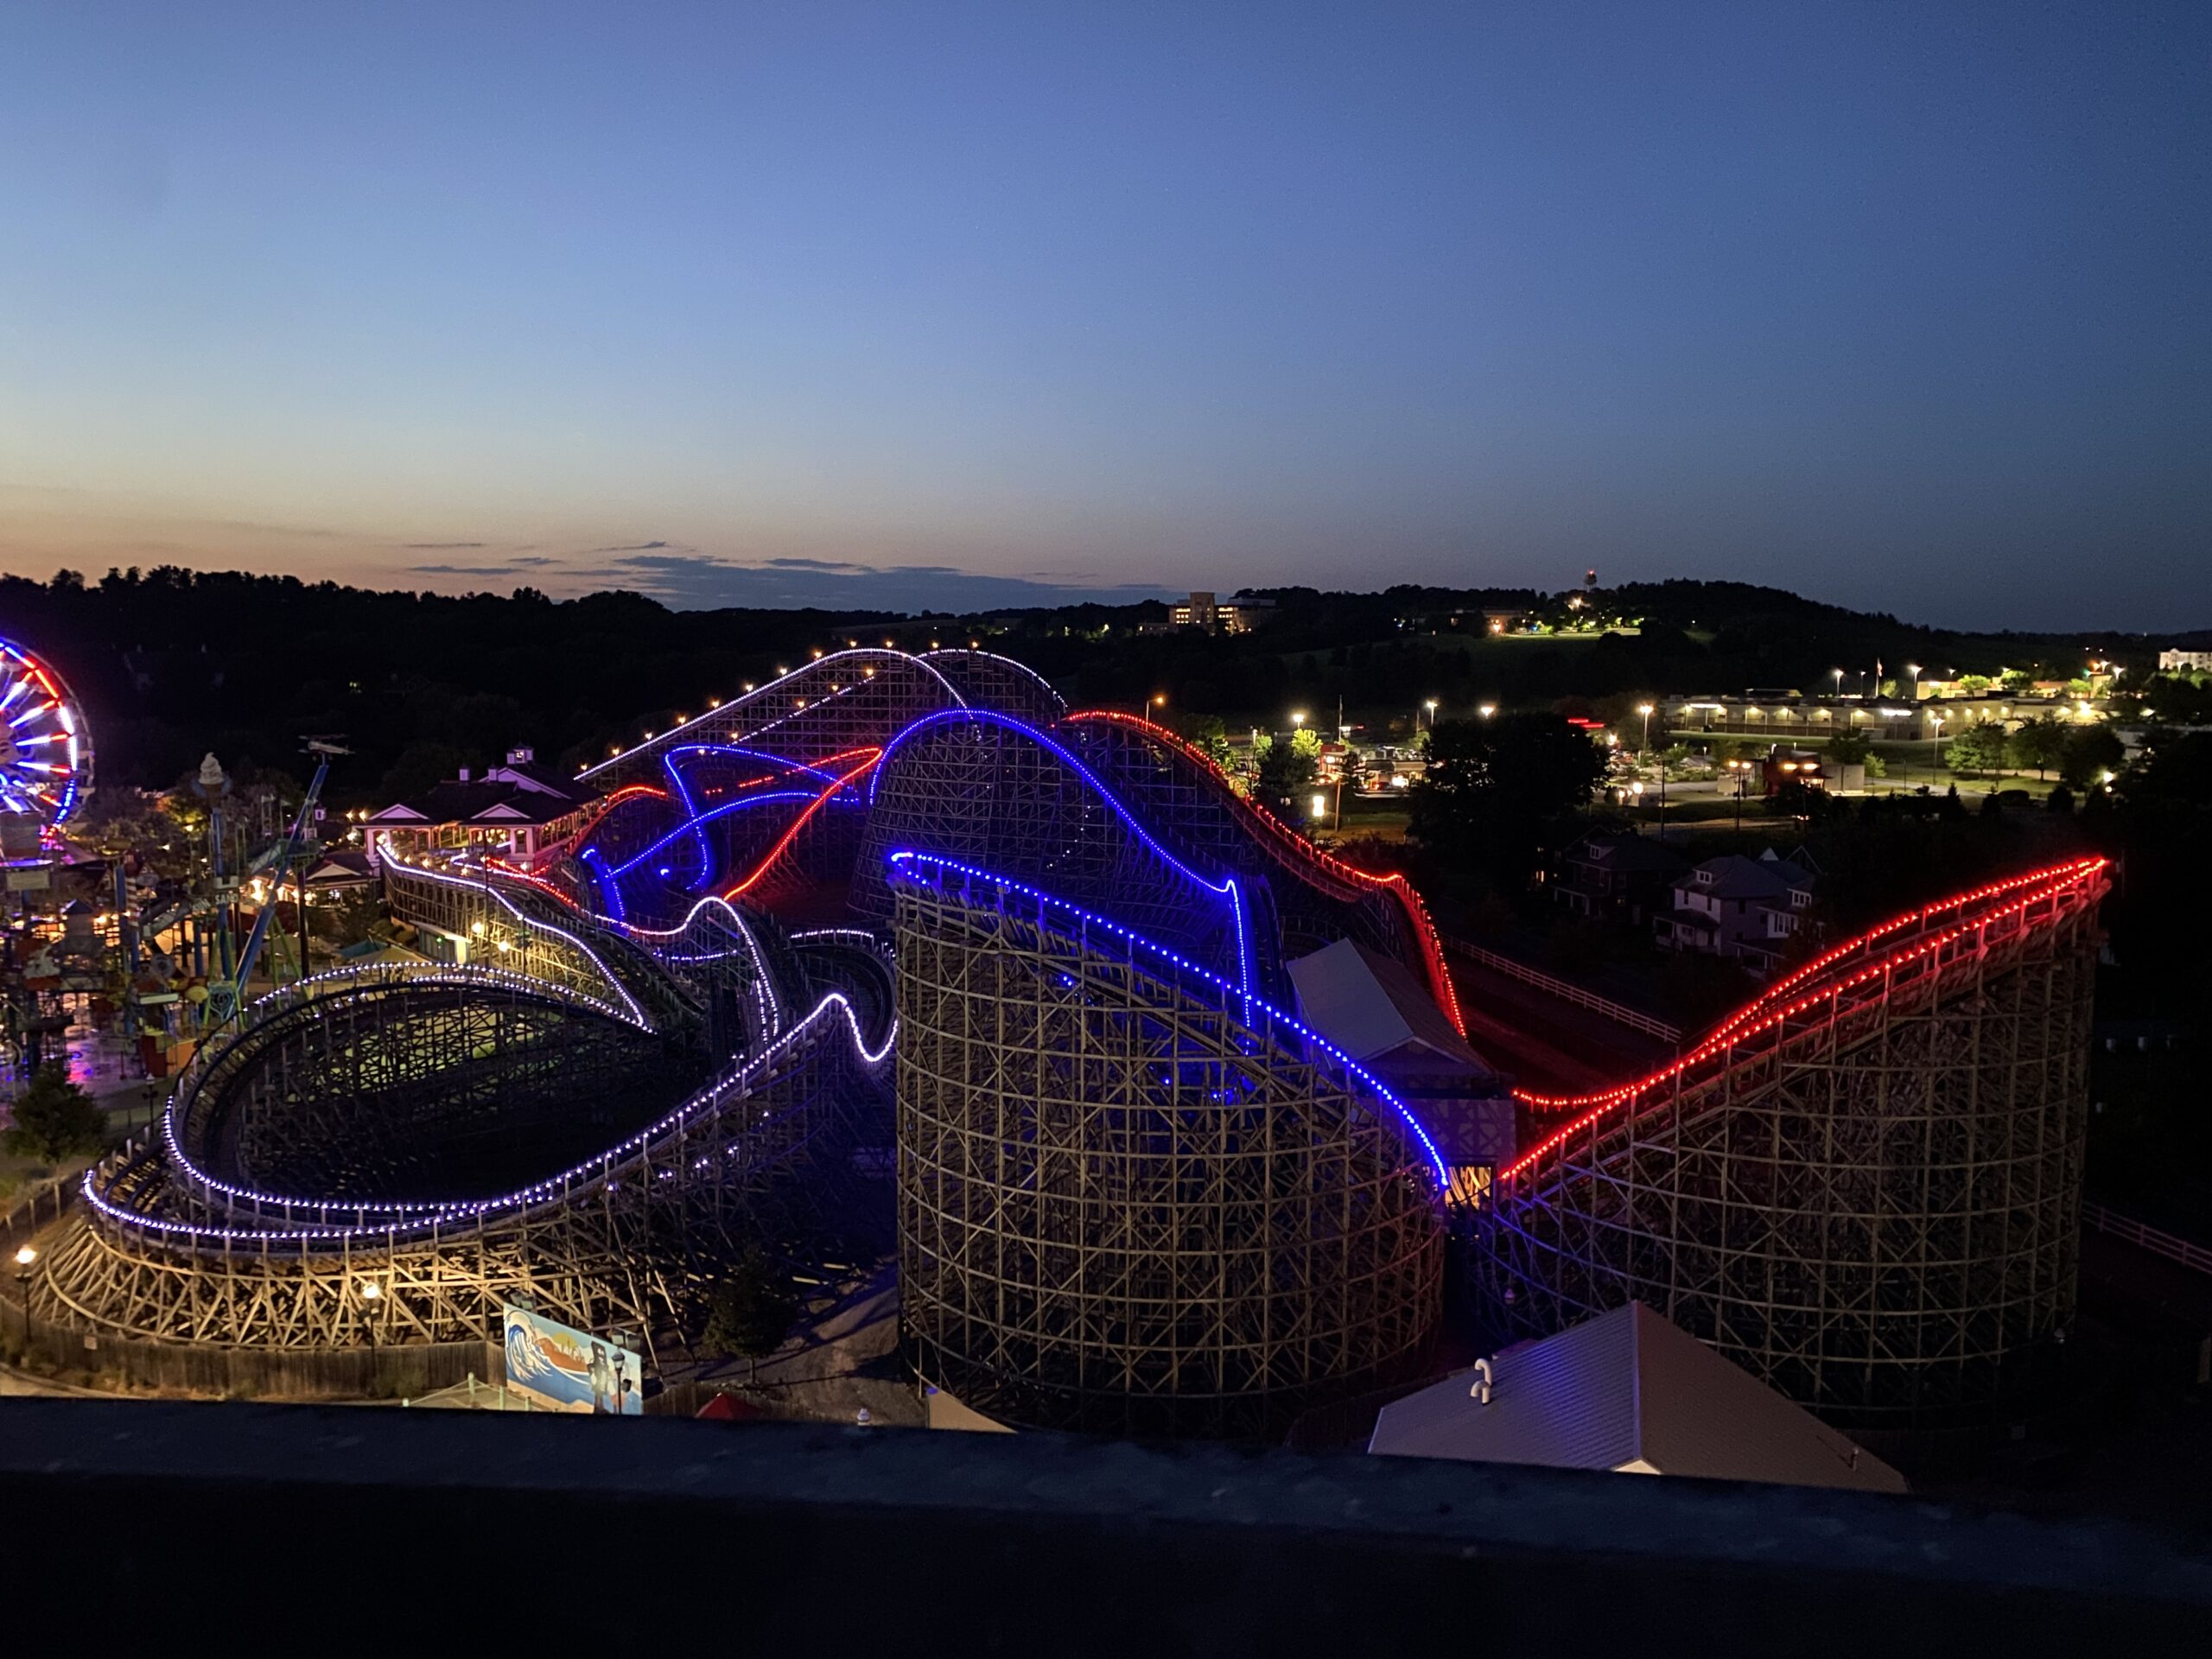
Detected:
left=0, top=565, right=2175, bottom=803
left=1, top=568, right=909, bottom=802
left=1001, top=580, right=2155, bottom=734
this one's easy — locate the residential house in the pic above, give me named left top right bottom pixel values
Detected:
left=1553, top=830, right=1690, bottom=925
left=1655, top=849, right=1819, bottom=978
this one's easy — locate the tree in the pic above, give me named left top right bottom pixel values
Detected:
left=702, top=1245, right=799, bottom=1381
left=1338, top=745, right=1367, bottom=793
left=1943, top=721, right=2010, bottom=777
left=3, top=1065, right=107, bottom=1165
left=319, top=886, right=387, bottom=949
left=1408, top=713, right=1606, bottom=884
left=2059, top=724, right=2126, bottom=790
left=1255, top=728, right=1319, bottom=799
left=1173, top=711, right=1234, bottom=771
left=2009, top=716, right=2069, bottom=779
left=1826, top=731, right=1874, bottom=766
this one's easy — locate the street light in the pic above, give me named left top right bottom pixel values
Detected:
left=1636, top=702, right=1654, bottom=752
left=1290, top=710, right=1306, bottom=730
left=1478, top=703, right=1497, bottom=720
left=1424, top=699, right=1439, bottom=732
left=1151, top=694, right=1167, bottom=710
left=1832, top=668, right=1844, bottom=697
left=11, top=1246, right=34, bottom=1344
left=1726, top=758, right=1753, bottom=831
left=1904, top=663, right=1921, bottom=697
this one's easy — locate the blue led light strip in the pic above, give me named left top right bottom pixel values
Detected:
left=104, top=987, right=893, bottom=1244
left=606, top=790, right=818, bottom=879
left=872, top=709, right=1255, bottom=1006
left=887, top=849, right=1451, bottom=1192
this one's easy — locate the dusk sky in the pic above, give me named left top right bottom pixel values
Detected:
left=2, top=3, right=2205, bottom=628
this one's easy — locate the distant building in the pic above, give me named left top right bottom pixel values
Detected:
left=1655, top=849, right=1818, bottom=979
left=364, top=746, right=595, bottom=870
left=1171, top=591, right=1274, bottom=633
left=2158, top=649, right=2212, bottom=673
left=1667, top=690, right=2101, bottom=743
left=1553, top=830, right=1689, bottom=925
left=1369, top=1301, right=1905, bottom=1494
left=1761, top=746, right=1834, bottom=795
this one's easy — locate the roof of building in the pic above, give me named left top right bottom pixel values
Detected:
left=1287, top=938, right=1493, bottom=1079
left=1564, top=830, right=1691, bottom=877
left=302, top=849, right=375, bottom=887
left=365, top=772, right=591, bottom=829
left=1369, top=1301, right=1905, bottom=1494
left=1679, top=851, right=1816, bottom=902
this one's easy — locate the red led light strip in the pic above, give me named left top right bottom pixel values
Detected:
left=1500, top=856, right=2108, bottom=1182
left=1064, top=710, right=1466, bottom=1036
left=721, top=748, right=882, bottom=899
left=569, top=784, right=671, bottom=846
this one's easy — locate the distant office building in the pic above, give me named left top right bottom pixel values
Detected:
left=1171, top=591, right=1273, bottom=633
left=2158, top=649, right=2212, bottom=673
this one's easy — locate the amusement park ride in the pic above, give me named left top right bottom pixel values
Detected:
left=1, top=626, right=348, bottom=1081
left=0, top=633, right=94, bottom=1075
left=0, top=639, right=2114, bottom=1446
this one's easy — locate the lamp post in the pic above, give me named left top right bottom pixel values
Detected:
left=1726, top=760, right=1751, bottom=832
left=1423, top=699, right=1439, bottom=734
left=1930, top=713, right=1947, bottom=773
left=13, top=1244, right=35, bottom=1345
left=1478, top=703, right=1497, bottom=721
left=1637, top=702, right=1654, bottom=753
left=1832, top=668, right=1844, bottom=698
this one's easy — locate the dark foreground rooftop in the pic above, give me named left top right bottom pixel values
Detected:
left=1, top=1397, right=2206, bottom=1655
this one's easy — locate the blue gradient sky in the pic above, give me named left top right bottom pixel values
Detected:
left=1, top=3, right=2205, bottom=626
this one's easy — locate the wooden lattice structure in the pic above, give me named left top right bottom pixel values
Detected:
left=1058, top=711, right=1462, bottom=1028
left=891, top=856, right=1444, bottom=1440
left=1482, top=859, right=2110, bottom=1427
left=29, top=962, right=890, bottom=1353
left=578, top=648, right=994, bottom=794
left=853, top=710, right=1271, bottom=995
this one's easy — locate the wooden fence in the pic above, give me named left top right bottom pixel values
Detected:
left=1445, top=938, right=1683, bottom=1044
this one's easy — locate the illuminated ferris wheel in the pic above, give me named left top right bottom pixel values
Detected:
left=0, top=636, right=92, bottom=839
